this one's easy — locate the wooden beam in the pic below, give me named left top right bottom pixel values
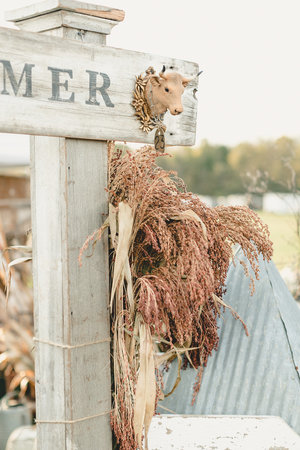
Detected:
left=6, top=3, right=199, bottom=448
left=0, top=26, right=199, bottom=145
left=26, top=4, right=117, bottom=448
left=31, top=137, right=112, bottom=450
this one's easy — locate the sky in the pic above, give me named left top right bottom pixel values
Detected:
left=0, top=0, right=300, bottom=163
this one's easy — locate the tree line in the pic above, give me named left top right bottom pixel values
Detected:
left=157, top=136, right=300, bottom=196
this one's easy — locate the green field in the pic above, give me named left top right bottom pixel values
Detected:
left=258, top=212, right=300, bottom=270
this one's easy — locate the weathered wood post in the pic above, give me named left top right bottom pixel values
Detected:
left=8, top=2, right=124, bottom=449
left=1, top=1, right=198, bottom=448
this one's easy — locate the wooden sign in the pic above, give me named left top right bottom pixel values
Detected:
left=0, top=26, right=199, bottom=145
left=2, top=2, right=200, bottom=449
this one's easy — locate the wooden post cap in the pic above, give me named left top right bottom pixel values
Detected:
left=5, top=0, right=125, bottom=23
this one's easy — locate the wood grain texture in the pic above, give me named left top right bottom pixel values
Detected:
left=31, top=136, right=112, bottom=450
left=29, top=12, right=114, bottom=449
left=39, top=25, right=107, bottom=44
left=16, top=10, right=118, bottom=35
left=0, top=26, right=199, bottom=145
left=5, top=0, right=125, bottom=22
left=76, top=8, right=125, bottom=22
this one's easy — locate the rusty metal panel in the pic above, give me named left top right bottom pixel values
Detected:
left=159, top=248, right=300, bottom=435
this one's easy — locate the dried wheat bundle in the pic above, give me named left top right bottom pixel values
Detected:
left=132, top=67, right=157, bottom=133
left=80, top=142, right=272, bottom=450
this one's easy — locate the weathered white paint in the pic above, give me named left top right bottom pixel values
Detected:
left=0, top=26, right=198, bottom=145
left=15, top=10, right=118, bottom=36
left=149, top=415, right=300, bottom=449
left=31, top=137, right=111, bottom=450
left=6, top=415, right=300, bottom=450
left=6, top=426, right=37, bottom=450
left=35, top=20, right=107, bottom=45
left=26, top=4, right=116, bottom=449
left=5, top=0, right=125, bottom=23
left=5, top=3, right=198, bottom=450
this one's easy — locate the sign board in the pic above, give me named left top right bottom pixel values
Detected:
left=0, top=26, right=199, bottom=145
left=1, top=2, right=200, bottom=448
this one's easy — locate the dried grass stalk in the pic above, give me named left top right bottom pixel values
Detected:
left=0, top=224, right=34, bottom=405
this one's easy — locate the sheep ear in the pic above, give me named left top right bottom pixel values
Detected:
left=150, top=75, right=161, bottom=87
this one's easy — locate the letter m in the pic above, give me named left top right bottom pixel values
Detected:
left=0, top=60, right=35, bottom=97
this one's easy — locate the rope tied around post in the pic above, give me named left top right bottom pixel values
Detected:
left=35, top=409, right=113, bottom=424
left=34, top=338, right=112, bottom=425
left=33, top=337, right=111, bottom=349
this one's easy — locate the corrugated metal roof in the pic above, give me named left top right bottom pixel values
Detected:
left=158, top=248, right=300, bottom=435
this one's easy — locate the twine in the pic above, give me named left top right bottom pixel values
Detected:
left=34, top=339, right=112, bottom=425
left=33, top=337, right=110, bottom=349
left=35, top=410, right=112, bottom=425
